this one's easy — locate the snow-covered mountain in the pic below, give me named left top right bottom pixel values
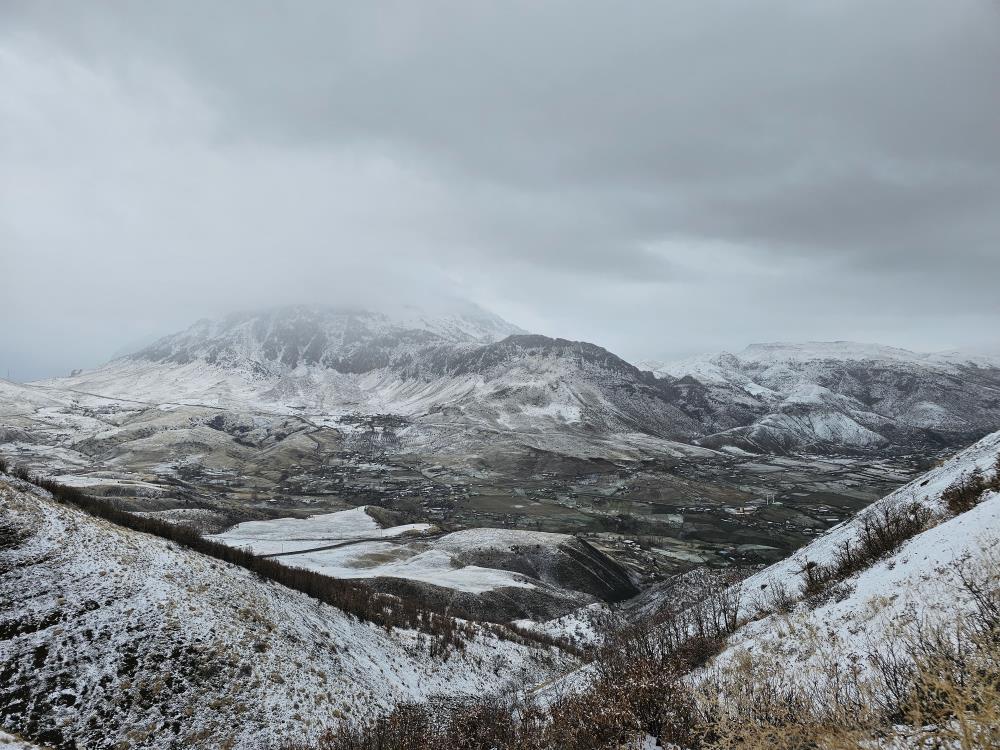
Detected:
left=697, top=428, right=1000, bottom=731
left=649, top=341, right=1000, bottom=453
left=36, top=306, right=706, bottom=455
left=129, top=302, right=525, bottom=374
left=28, top=310, right=1000, bottom=457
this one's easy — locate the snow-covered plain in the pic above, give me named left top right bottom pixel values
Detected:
left=209, top=506, right=434, bottom=554
left=209, top=509, right=572, bottom=594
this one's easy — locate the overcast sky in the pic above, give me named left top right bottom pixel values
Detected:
left=2, top=1, right=999, bottom=380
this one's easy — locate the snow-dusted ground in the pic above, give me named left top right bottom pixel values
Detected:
left=701, top=429, right=1000, bottom=692
left=511, top=603, right=609, bottom=648
left=537, top=430, right=1000, bottom=704
left=209, top=509, right=564, bottom=594
left=209, top=506, right=434, bottom=554
left=0, top=479, right=572, bottom=750
left=0, top=731, right=46, bottom=750
left=735, top=428, right=1000, bottom=610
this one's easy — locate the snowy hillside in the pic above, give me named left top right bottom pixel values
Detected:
left=0, top=479, right=571, bottom=749
left=703, top=428, right=1000, bottom=699
left=522, top=430, right=1000, bottom=749
left=649, top=341, right=1000, bottom=453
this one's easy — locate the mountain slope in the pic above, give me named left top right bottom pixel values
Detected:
left=0, top=478, right=570, bottom=750
left=651, top=341, right=1000, bottom=453
left=32, top=310, right=1000, bottom=458
left=129, top=303, right=524, bottom=375
left=530, top=429, right=1000, bottom=744
left=701, top=428, right=1000, bottom=704
left=34, top=308, right=708, bottom=456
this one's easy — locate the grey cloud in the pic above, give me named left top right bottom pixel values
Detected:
left=1, top=0, right=998, bottom=378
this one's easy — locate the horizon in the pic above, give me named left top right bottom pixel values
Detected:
left=5, top=300, right=999, bottom=384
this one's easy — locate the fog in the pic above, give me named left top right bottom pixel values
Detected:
left=2, top=1, right=999, bottom=380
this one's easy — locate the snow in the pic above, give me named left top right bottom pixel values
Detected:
left=643, top=340, right=1000, bottom=452
left=521, top=402, right=583, bottom=423
left=737, top=341, right=941, bottom=365
left=734, top=428, right=1000, bottom=607
left=287, top=545, right=536, bottom=593
left=658, top=340, right=1000, bottom=379
left=711, top=491, right=1000, bottom=698
left=696, top=430, right=1000, bottom=695
left=210, top=509, right=549, bottom=593
left=434, top=527, right=572, bottom=553
left=209, top=506, right=433, bottom=554
left=511, top=603, right=608, bottom=648
left=0, top=731, right=46, bottom=750
left=0, top=481, right=572, bottom=749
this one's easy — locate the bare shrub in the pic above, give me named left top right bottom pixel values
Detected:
left=751, top=579, right=795, bottom=617
left=295, top=694, right=544, bottom=750
left=801, top=500, right=935, bottom=600
left=943, top=455, right=1000, bottom=515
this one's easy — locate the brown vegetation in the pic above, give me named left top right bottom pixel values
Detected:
left=942, top=454, right=1000, bottom=515
left=801, top=499, right=935, bottom=599
left=701, top=556, right=1000, bottom=750
left=286, top=527, right=1000, bottom=750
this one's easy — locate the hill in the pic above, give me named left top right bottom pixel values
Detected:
left=0, top=477, right=572, bottom=749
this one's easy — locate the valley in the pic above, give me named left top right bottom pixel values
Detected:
left=2, top=372, right=928, bottom=579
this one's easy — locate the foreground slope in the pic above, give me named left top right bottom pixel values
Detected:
left=708, top=428, right=1000, bottom=692
left=0, top=480, right=569, bottom=750
left=526, top=430, right=1000, bottom=748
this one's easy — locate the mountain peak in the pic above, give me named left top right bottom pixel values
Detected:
left=125, top=302, right=525, bottom=374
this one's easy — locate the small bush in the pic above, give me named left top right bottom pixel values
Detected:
left=801, top=500, right=935, bottom=600
left=942, top=455, right=1000, bottom=515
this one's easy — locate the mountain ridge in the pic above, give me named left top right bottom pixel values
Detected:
left=28, top=307, right=1000, bottom=456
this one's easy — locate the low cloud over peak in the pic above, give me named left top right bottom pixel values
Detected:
left=1, top=1, right=998, bottom=379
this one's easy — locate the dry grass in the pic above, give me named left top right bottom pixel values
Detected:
left=698, top=554, right=1000, bottom=750
left=942, top=454, right=1000, bottom=515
